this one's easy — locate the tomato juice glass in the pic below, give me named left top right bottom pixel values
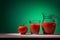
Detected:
left=29, top=20, right=40, bottom=34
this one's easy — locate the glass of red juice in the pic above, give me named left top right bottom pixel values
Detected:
left=29, top=20, right=40, bottom=34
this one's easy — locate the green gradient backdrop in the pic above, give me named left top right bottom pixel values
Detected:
left=0, top=0, right=60, bottom=34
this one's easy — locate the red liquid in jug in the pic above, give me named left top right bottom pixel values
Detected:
left=42, top=22, right=56, bottom=34
left=30, top=24, right=40, bottom=34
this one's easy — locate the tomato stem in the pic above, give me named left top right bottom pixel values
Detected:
left=29, top=20, right=31, bottom=24
left=23, top=23, right=25, bottom=26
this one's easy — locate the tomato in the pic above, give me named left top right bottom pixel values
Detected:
left=18, top=26, right=28, bottom=34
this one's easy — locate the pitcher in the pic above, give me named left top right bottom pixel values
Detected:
left=42, top=13, right=60, bottom=34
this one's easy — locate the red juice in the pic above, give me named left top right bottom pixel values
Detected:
left=30, top=24, right=40, bottom=34
left=42, top=22, right=56, bottom=34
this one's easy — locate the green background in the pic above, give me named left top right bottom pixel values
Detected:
left=0, top=0, right=60, bottom=34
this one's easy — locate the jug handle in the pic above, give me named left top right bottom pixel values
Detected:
left=51, top=15, right=60, bottom=24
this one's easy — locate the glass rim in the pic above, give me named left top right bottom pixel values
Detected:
left=29, top=20, right=40, bottom=21
left=29, top=20, right=40, bottom=24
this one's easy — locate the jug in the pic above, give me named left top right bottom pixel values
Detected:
left=42, top=13, right=60, bottom=34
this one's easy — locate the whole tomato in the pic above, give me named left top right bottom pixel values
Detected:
left=18, top=26, right=28, bottom=34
